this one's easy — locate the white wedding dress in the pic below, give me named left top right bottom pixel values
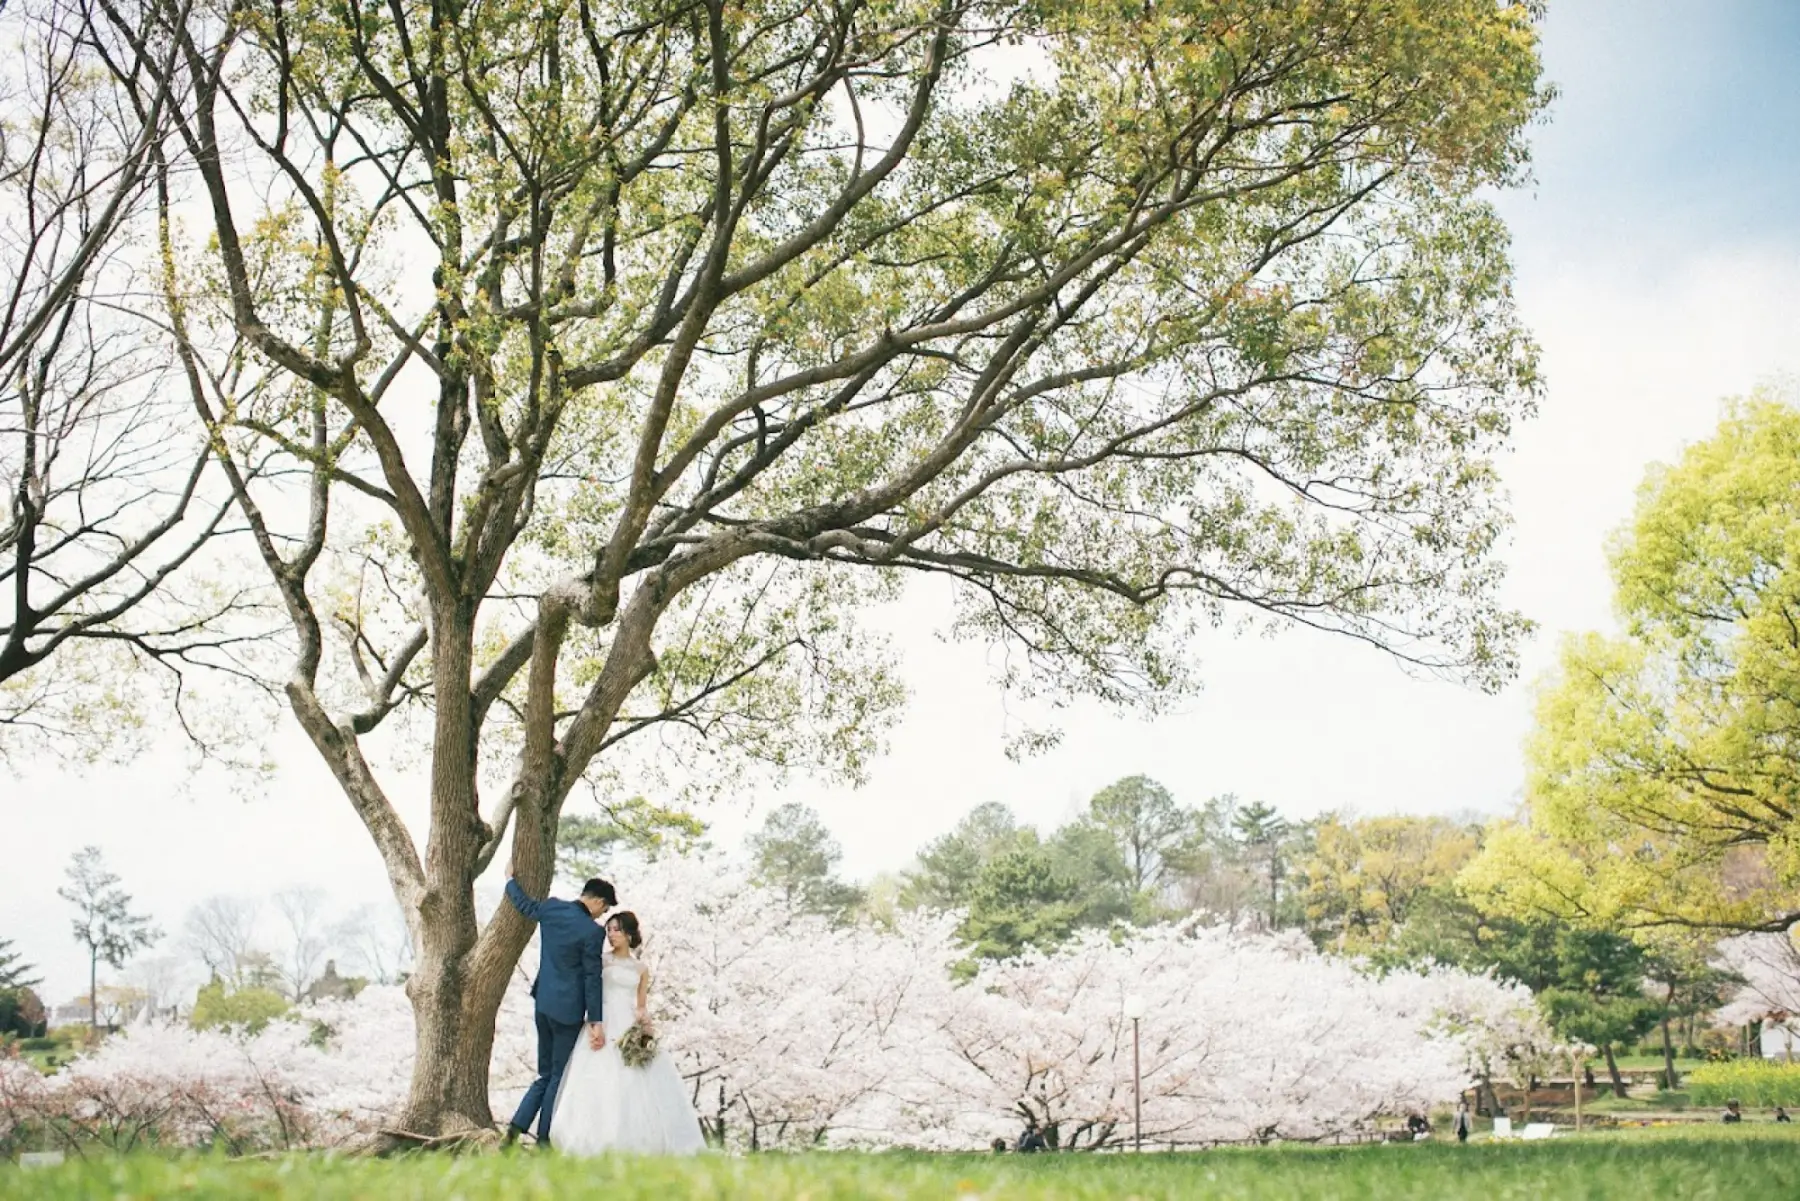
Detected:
left=549, top=956, right=706, bottom=1156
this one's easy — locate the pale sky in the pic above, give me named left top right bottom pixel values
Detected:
left=7, top=1, right=1800, bottom=1003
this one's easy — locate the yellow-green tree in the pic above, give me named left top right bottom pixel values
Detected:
left=190, top=980, right=292, bottom=1034
left=1297, top=814, right=1479, bottom=952
left=1465, top=389, right=1800, bottom=932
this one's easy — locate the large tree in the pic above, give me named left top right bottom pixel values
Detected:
left=957, top=845, right=1083, bottom=960
left=1465, top=391, right=1800, bottom=933
left=1231, top=799, right=1292, bottom=928
left=1164, top=792, right=1265, bottom=919
left=906, top=788, right=1171, bottom=949
left=1509, top=927, right=1659, bottom=1100
left=122, top=0, right=1542, bottom=1139
left=182, top=894, right=264, bottom=987
left=270, top=886, right=333, bottom=1003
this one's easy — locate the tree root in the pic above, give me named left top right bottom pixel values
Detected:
left=347, top=1123, right=503, bottom=1157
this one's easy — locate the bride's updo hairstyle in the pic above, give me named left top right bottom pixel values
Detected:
left=609, top=910, right=643, bottom=949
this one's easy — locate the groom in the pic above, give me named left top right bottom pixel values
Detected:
left=502, top=870, right=615, bottom=1147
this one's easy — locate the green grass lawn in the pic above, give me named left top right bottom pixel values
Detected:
left=2, top=1032, right=84, bottom=1074
left=1579, top=1089, right=1694, bottom=1114
left=1591, top=1054, right=1683, bottom=1072
left=6, top=1128, right=1800, bottom=1200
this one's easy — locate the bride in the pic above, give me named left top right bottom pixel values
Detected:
left=549, top=911, right=706, bottom=1156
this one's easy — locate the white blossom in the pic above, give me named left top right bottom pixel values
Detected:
left=1715, top=933, right=1800, bottom=1027
left=5, top=858, right=1546, bottom=1151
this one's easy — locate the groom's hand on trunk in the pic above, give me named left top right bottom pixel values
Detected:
left=588, top=1022, right=605, bottom=1049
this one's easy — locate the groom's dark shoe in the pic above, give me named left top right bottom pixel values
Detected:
left=502, top=1123, right=528, bottom=1149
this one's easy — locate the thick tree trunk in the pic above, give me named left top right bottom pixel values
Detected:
left=390, top=607, right=497, bottom=1139
left=365, top=578, right=666, bottom=1146
left=1602, top=1043, right=1628, bottom=1099
left=391, top=940, right=510, bottom=1137
left=391, top=925, right=502, bottom=1135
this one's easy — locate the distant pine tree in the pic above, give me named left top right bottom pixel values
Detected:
left=0, top=935, right=40, bottom=990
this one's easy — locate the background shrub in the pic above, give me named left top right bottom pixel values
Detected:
left=189, top=982, right=291, bottom=1033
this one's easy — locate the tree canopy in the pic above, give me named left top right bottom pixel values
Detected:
left=957, top=845, right=1085, bottom=960
left=557, top=796, right=709, bottom=878
left=1464, top=390, right=1800, bottom=933
left=46, top=0, right=1548, bottom=1136
left=1299, top=813, right=1479, bottom=952
left=748, top=802, right=865, bottom=918
left=1086, top=775, right=1190, bottom=895
left=901, top=801, right=1037, bottom=911
left=904, top=780, right=1324, bottom=957
left=0, top=2, right=256, bottom=758
left=59, top=845, right=160, bottom=1030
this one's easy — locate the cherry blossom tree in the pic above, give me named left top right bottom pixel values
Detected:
left=614, top=856, right=959, bottom=1148
left=1716, top=933, right=1800, bottom=1058
left=8, top=858, right=1549, bottom=1152
left=903, top=925, right=1489, bottom=1149
left=1408, top=962, right=1566, bottom=1118
left=1, top=972, right=541, bottom=1153
left=1716, top=934, right=1800, bottom=1025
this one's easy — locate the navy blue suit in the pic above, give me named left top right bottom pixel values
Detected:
left=505, top=879, right=605, bottom=1142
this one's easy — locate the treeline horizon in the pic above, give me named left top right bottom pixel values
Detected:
left=555, top=779, right=1751, bottom=1096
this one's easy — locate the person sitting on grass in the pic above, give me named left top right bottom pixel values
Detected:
left=1721, top=1099, right=1743, bottom=1124
left=1777, top=1107, right=1792, bottom=1124
left=1406, top=1112, right=1432, bottom=1140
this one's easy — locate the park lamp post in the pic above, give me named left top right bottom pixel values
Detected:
left=1124, top=994, right=1146, bottom=1152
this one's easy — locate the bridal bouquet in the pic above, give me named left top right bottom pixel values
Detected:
left=618, top=1023, right=658, bottom=1069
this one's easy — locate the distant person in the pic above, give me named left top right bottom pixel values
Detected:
left=1453, top=1100, right=1473, bottom=1144
left=1407, top=1112, right=1431, bottom=1140
left=1721, top=1099, right=1743, bottom=1124
left=1777, top=1107, right=1792, bottom=1124
left=1017, top=1127, right=1048, bottom=1153
left=991, top=1138, right=1008, bottom=1153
